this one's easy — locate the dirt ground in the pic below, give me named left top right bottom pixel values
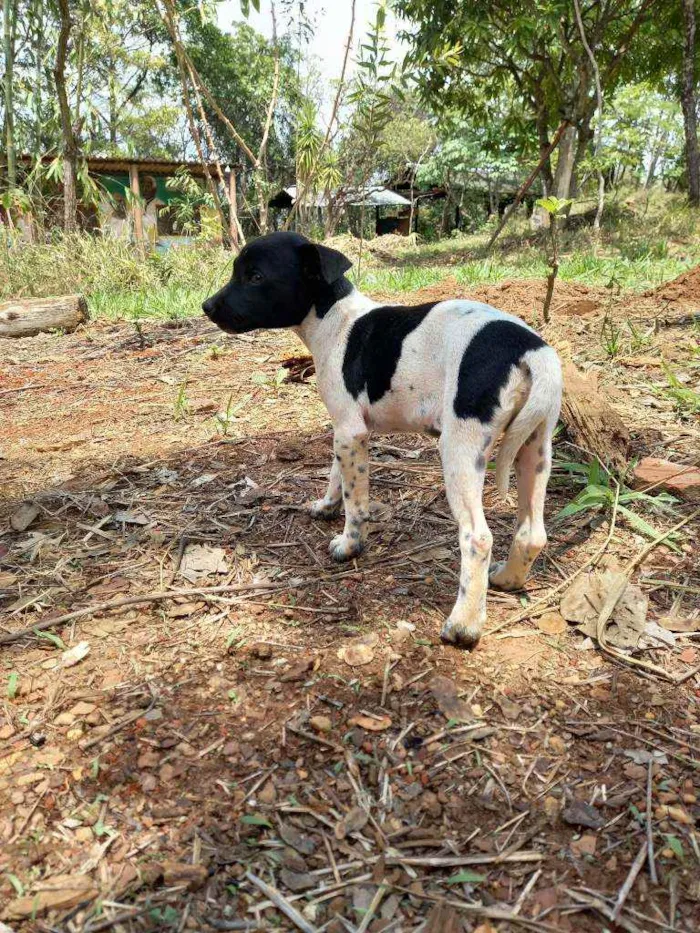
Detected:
left=1, top=273, right=699, bottom=933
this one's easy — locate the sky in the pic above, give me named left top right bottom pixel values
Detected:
left=217, top=0, right=406, bottom=96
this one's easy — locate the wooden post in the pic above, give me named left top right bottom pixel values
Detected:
left=228, top=165, right=239, bottom=250
left=128, top=163, right=144, bottom=244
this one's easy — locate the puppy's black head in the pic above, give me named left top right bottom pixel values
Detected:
left=202, top=231, right=353, bottom=334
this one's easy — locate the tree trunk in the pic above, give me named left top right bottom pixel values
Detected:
left=54, top=0, right=79, bottom=233
left=3, top=0, right=17, bottom=189
left=553, top=124, right=578, bottom=201
left=535, top=98, right=553, bottom=193
left=0, top=295, right=89, bottom=338
left=681, top=0, right=700, bottom=206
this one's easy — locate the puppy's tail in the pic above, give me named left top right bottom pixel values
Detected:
left=494, top=346, right=562, bottom=498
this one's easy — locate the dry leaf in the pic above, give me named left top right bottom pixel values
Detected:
left=334, top=806, right=369, bottom=840
left=348, top=713, right=392, bottom=732
left=180, top=543, right=229, bottom=579
left=658, top=615, right=700, bottom=633
left=61, top=641, right=90, bottom=667
left=429, top=675, right=472, bottom=722
left=537, top=611, right=567, bottom=635
left=337, top=632, right=379, bottom=667
left=495, top=696, right=521, bottom=721
left=560, top=569, right=647, bottom=649
left=6, top=874, right=97, bottom=918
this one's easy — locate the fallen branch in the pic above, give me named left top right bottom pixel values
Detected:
left=0, top=580, right=294, bottom=646
left=245, top=872, right=318, bottom=933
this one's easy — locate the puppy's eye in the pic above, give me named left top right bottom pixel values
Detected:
left=250, top=271, right=263, bottom=285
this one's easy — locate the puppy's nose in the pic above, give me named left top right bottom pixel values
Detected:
left=202, top=298, right=215, bottom=317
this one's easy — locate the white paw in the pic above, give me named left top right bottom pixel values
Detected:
left=488, top=561, right=522, bottom=592
left=440, top=611, right=483, bottom=650
left=309, top=498, right=340, bottom=520
left=329, top=532, right=364, bottom=563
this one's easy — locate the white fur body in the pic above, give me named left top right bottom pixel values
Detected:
left=296, top=287, right=563, bottom=649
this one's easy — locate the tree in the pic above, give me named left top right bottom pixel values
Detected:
left=54, top=0, right=80, bottom=232
left=393, top=0, right=661, bottom=201
left=681, top=0, right=700, bottom=205
left=3, top=0, right=18, bottom=189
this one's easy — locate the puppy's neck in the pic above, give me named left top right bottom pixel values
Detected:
left=295, top=281, right=374, bottom=359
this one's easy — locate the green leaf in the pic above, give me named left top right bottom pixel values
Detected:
left=446, top=870, right=486, bottom=884
left=663, top=834, right=684, bottom=859
left=7, top=672, right=19, bottom=700
left=6, top=873, right=25, bottom=897
left=241, top=814, right=272, bottom=828
left=35, top=630, right=66, bottom=650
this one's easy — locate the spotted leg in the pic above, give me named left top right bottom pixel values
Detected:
left=439, top=424, right=493, bottom=650
left=489, top=423, right=551, bottom=591
left=328, top=426, right=370, bottom=562
left=309, top=454, right=342, bottom=519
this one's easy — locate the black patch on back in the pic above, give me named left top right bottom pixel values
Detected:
left=454, top=320, right=546, bottom=423
left=343, top=303, right=436, bottom=403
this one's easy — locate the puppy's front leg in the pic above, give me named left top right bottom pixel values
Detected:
left=329, top=427, right=370, bottom=562
left=310, top=453, right=342, bottom=519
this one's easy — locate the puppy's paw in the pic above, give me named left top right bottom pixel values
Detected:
left=440, top=614, right=482, bottom=651
left=329, top=532, right=364, bottom=563
left=309, top=498, right=341, bottom=520
left=488, top=561, right=522, bottom=592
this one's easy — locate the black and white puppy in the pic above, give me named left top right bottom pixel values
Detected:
left=203, top=232, right=562, bottom=649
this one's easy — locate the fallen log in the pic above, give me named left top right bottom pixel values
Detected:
left=0, top=294, right=89, bottom=338
left=560, top=361, right=630, bottom=472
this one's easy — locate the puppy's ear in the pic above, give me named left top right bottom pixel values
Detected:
left=301, top=243, right=353, bottom=284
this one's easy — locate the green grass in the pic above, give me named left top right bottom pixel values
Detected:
left=89, top=284, right=207, bottom=321
left=360, top=251, right=697, bottom=295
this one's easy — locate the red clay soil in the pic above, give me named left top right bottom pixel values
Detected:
left=1, top=280, right=699, bottom=933
left=645, top=263, right=700, bottom=302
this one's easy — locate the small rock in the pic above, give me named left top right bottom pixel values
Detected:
left=570, top=833, right=597, bottom=858
left=562, top=799, right=604, bottom=829
left=279, top=822, right=316, bottom=855
left=10, top=502, right=41, bottom=532
left=280, top=869, right=316, bottom=893
left=0, top=724, right=15, bottom=741
left=74, top=826, right=93, bottom=843
left=282, top=848, right=307, bottom=872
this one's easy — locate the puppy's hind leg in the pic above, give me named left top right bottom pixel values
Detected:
left=439, top=423, right=493, bottom=650
left=489, top=422, right=551, bottom=591
left=310, top=448, right=342, bottom=520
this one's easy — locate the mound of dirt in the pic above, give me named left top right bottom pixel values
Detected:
left=323, top=232, right=415, bottom=266
left=370, top=276, right=604, bottom=320
left=645, top=264, right=700, bottom=302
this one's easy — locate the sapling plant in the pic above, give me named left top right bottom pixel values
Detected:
left=535, top=196, right=573, bottom=323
